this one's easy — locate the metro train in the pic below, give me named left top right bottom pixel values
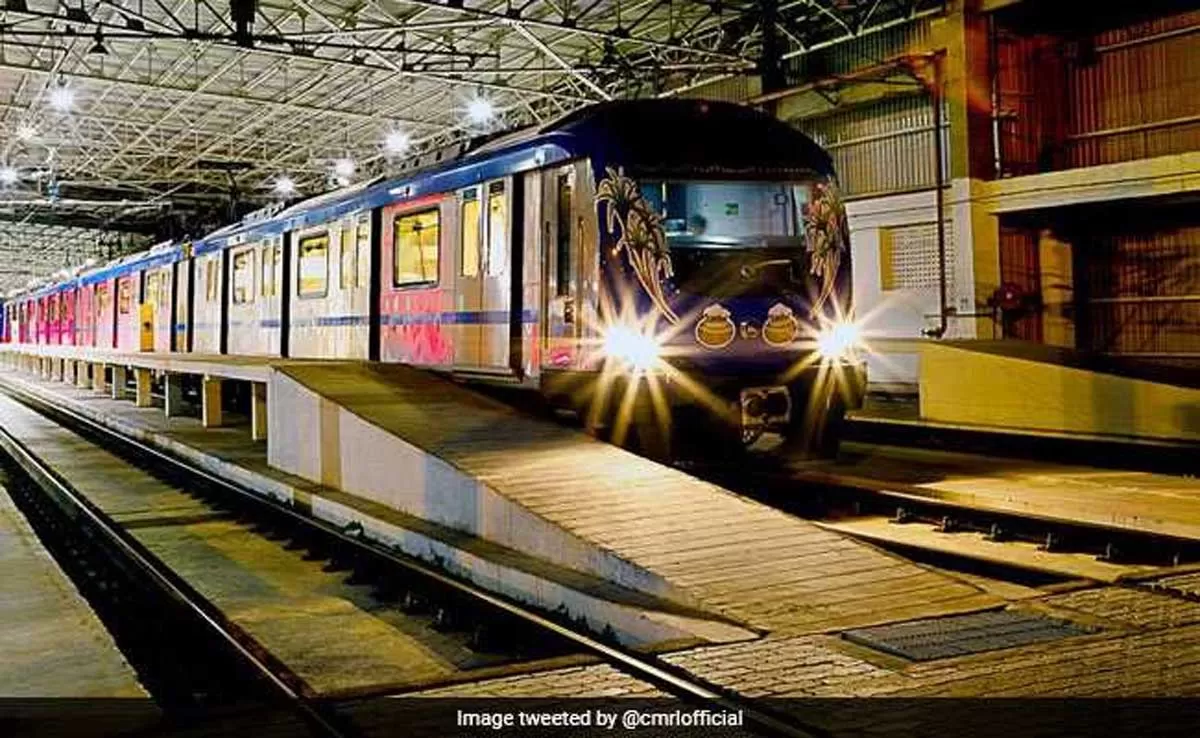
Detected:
left=2, top=99, right=866, bottom=457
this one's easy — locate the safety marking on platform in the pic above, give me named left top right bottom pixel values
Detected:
left=841, top=609, right=1092, bottom=662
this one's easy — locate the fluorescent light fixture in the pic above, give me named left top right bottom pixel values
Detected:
left=466, top=96, right=494, bottom=124
left=0, top=165, right=18, bottom=185
left=333, top=157, right=355, bottom=180
left=49, top=82, right=75, bottom=112
left=273, top=174, right=296, bottom=196
left=384, top=129, right=410, bottom=155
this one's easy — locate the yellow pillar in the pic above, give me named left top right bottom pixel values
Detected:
left=134, top=368, right=153, bottom=408
left=111, top=366, right=128, bottom=400
left=93, top=363, right=108, bottom=393
left=201, top=376, right=223, bottom=428
left=251, top=382, right=268, bottom=442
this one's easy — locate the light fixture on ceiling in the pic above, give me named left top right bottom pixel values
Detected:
left=384, top=129, right=410, bottom=155
left=16, top=122, right=36, bottom=141
left=89, top=29, right=108, bottom=56
left=0, top=165, right=18, bottom=186
left=333, top=157, right=356, bottom=181
left=273, top=175, right=296, bottom=197
left=466, top=95, right=494, bottom=124
left=48, top=79, right=75, bottom=112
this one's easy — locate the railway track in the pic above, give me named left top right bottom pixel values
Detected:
left=0, top=382, right=822, bottom=738
left=690, top=455, right=1200, bottom=584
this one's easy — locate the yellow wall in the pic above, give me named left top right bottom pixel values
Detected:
left=920, top=343, right=1200, bottom=441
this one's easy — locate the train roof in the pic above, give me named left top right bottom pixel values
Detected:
left=9, top=100, right=832, bottom=299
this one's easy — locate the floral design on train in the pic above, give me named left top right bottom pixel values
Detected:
left=803, top=181, right=848, bottom=317
left=596, top=167, right=680, bottom=324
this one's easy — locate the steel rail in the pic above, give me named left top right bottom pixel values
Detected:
left=0, top=406, right=348, bottom=738
left=0, top=378, right=826, bottom=738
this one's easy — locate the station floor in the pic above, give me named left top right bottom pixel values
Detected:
left=6, top=365, right=1200, bottom=718
left=0, top=480, right=144, bottom=697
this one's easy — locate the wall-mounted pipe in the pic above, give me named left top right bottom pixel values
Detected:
left=923, top=50, right=950, bottom=339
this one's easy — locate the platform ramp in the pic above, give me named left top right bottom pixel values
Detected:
left=920, top=341, right=1200, bottom=442
left=270, top=363, right=996, bottom=634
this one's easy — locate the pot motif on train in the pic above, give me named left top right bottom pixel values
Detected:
left=695, top=304, right=735, bottom=349
left=762, top=303, right=800, bottom=346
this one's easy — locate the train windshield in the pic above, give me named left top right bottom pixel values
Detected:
left=639, top=180, right=814, bottom=298
left=639, top=181, right=810, bottom=249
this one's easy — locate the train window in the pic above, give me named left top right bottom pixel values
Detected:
left=555, top=174, right=572, bottom=297
left=232, top=249, right=255, bottom=304
left=460, top=189, right=481, bottom=277
left=118, top=279, right=132, bottom=314
left=298, top=233, right=330, bottom=298
left=205, top=259, right=219, bottom=302
left=339, top=225, right=358, bottom=290
left=146, top=272, right=159, bottom=307
left=162, top=270, right=171, bottom=306
left=394, top=209, right=440, bottom=287
left=486, top=181, right=506, bottom=277
left=261, top=241, right=278, bottom=297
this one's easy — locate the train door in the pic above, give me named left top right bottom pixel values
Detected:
left=453, top=179, right=514, bottom=373
left=454, top=185, right=483, bottom=367
left=542, top=164, right=581, bottom=368
left=480, top=179, right=513, bottom=371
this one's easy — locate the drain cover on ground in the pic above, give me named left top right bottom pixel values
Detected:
left=842, top=609, right=1090, bottom=661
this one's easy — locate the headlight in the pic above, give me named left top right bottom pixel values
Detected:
left=816, top=321, right=863, bottom=361
left=602, top=324, right=661, bottom=373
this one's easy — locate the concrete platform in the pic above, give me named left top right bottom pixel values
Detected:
left=0, top=480, right=145, bottom=697
left=919, top=340, right=1200, bottom=443
left=0, top=363, right=998, bottom=648
left=797, top=442, right=1200, bottom=543
left=0, top=391, right=581, bottom=699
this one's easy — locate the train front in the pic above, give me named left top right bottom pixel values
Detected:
left=581, top=101, right=867, bottom=456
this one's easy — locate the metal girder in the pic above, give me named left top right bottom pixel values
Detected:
left=0, top=0, right=946, bottom=289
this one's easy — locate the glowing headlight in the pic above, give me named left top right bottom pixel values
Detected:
left=602, top=324, right=662, bottom=373
left=816, top=321, right=863, bottom=361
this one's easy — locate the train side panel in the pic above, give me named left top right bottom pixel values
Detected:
left=192, top=251, right=224, bottom=354
left=61, top=289, right=76, bottom=346
left=378, top=196, right=455, bottom=367
left=226, top=236, right=283, bottom=356
left=96, top=278, right=116, bottom=349
left=144, top=265, right=174, bottom=352
left=174, top=257, right=192, bottom=352
left=288, top=214, right=371, bottom=359
left=115, top=273, right=140, bottom=351
left=519, top=172, right=544, bottom=378
left=78, top=284, right=95, bottom=347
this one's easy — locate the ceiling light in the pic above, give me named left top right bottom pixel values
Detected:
left=273, top=175, right=296, bottom=196
left=0, top=166, right=18, bottom=186
left=384, top=129, right=410, bottom=155
left=49, top=81, right=75, bottom=112
left=89, top=29, right=108, bottom=55
left=16, top=122, right=36, bottom=141
left=466, top=96, right=494, bottom=124
left=333, top=157, right=355, bottom=180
